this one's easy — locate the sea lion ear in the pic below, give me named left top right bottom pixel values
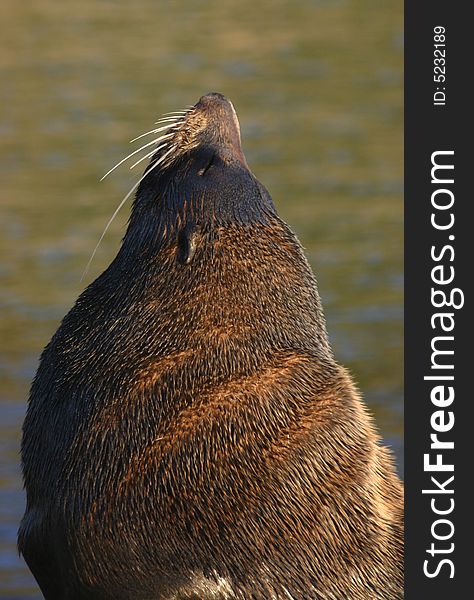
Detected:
left=176, top=223, right=201, bottom=265
left=193, top=145, right=216, bottom=177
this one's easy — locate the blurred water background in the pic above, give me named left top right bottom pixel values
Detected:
left=0, top=0, right=403, bottom=597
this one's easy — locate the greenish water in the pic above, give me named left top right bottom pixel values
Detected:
left=0, top=0, right=402, bottom=596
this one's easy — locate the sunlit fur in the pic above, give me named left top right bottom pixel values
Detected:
left=19, top=93, right=403, bottom=599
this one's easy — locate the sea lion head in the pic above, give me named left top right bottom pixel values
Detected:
left=127, top=92, right=276, bottom=239
left=155, top=92, right=248, bottom=171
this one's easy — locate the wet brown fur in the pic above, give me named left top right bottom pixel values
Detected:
left=19, top=93, right=403, bottom=599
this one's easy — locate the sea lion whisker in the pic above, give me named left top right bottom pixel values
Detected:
left=153, top=120, right=181, bottom=127
left=149, top=145, right=175, bottom=169
left=129, top=143, right=167, bottom=170
left=162, top=111, right=188, bottom=116
left=154, top=116, right=186, bottom=125
left=100, top=136, right=169, bottom=181
left=87, top=114, right=189, bottom=277
left=82, top=158, right=166, bottom=281
left=128, top=129, right=183, bottom=169
left=129, top=123, right=176, bottom=143
left=131, top=105, right=192, bottom=145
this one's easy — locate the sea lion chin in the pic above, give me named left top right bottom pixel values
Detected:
left=19, top=92, right=404, bottom=599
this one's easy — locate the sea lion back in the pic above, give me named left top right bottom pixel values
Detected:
left=19, top=93, right=403, bottom=600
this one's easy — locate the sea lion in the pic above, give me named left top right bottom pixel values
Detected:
left=19, top=92, right=403, bottom=599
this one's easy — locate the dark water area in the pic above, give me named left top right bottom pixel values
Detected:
left=0, top=1, right=402, bottom=596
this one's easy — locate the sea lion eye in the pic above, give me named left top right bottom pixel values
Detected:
left=198, top=153, right=215, bottom=176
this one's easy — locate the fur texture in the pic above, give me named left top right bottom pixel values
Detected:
left=19, top=93, right=403, bottom=599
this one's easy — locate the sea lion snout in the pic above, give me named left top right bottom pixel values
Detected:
left=193, top=92, right=247, bottom=168
left=195, top=91, right=228, bottom=106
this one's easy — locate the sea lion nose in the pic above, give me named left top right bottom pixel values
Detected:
left=196, top=92, right=229, bottom=107
left=194, top=92, right=237, bottom=122
left=194, top=92, right=246, bottom=167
